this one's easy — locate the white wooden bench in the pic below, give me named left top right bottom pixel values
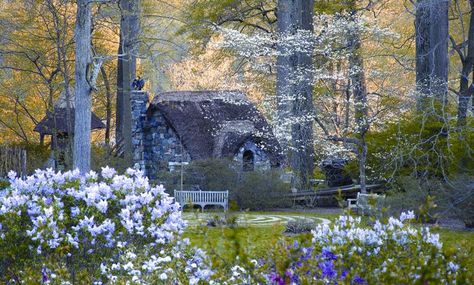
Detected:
left=347, top=192, right=385, bottom=215
left=174, top=190, right=229, bottom=211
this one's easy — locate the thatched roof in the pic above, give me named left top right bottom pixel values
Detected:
left=34, top=108, right=105, bottom=135
left=148, top=90, right=283, bottom=165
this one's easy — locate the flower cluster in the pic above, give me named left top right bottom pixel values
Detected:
left=260, top=212, right=465, bottom=284
left=0, top=167, right=212, bottom=284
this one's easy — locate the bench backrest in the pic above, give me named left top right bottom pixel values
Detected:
left=356, top=193, right=385, bottom=209
left=174, top=190, right=228, bottom=205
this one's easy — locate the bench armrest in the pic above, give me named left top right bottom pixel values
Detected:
left=347, top=199, right=357, bottom=208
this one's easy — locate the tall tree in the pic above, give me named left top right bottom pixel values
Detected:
left=276, top=0, right=315, bottom=188
left=347, top=12, right=369, bottom=193
left=116, top=0, right=140, bottom=163
left=73, top=0, right=92, bottom=173
left=415, top=0, right=449, bottom=111
left=452, top=0, right=474, bottom=126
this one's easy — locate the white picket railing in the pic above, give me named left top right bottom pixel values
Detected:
left=174, top=190, right=228, bottom=211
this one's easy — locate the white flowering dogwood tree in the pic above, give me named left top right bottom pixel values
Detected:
left=213, top=1, right=400, bottom=191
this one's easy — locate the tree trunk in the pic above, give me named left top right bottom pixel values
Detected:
left=415, top=0, right=449, bottom=111
left=347, top=12, right=369, bottom=193
left=117, top=0, right=139, bottom=163
left=73, top=0, right=92, bottom=173
left=116, top=36, right=123, bottom=143
left=358, top=141, right=367, bottom=193
left=457, top=1, right=474, bottom=126
left=276, top=0, right=296, bottom=150
left=276, top=0, right=315, bottom=188
left=100, top=66, right=112, bottom=146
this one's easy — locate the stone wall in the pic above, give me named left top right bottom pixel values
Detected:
left=144, top=110, right=191, bottom=180
left=131, top=91, right=149, bottom=171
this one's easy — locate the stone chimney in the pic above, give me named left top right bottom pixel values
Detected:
left=130, top=91, right=149, bottom=173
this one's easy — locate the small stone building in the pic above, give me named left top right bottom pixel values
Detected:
left=131, top=90, right=283, bottom=180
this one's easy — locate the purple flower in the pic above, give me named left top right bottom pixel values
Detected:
left=270, top=272, right=285, bottom=285
left=321, top=248, right=337, bottom=261
left=41, top=267, right=49, bottom=283
left=286, top=269, right=299, bottom=283
left=319, top=261, right=337, bottom=279
left=293, top=240, right=299, bottom=249
left=300, top=247, right=313, bottom=261
left=354, top=275, right=366, bottom=284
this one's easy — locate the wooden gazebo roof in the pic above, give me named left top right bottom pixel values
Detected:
left=34, top=107, right=105, bottom=135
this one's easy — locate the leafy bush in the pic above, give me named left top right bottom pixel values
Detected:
left=216, top=213, right=471, bottom=284
left=385, top=176, right=474, bottom=227
left=206, top=214, right=237, bottom=228
left=284, top=218, right=317, bottom=234
left=91, top=144, right=129, bottom=174
left=366, top=115, right=474, bottom=181
left=0, top=167, right=212, bottom=284
left=0, top=179, right=9, bottom=190
left=234, top=169, right=291, bottom=210
left=158, top=159, right=291, bottom=210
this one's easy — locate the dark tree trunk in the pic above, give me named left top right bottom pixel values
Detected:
left=415, top=0, right=449, bottom=111
left=457, top=1, right=474, bottom=126
left=276, top=0, right=315, bottom=188
left=116, top=37, right=123, bottom=143
left=117, top=0, right=139, bottom=163
left=73, top=0, right=92, bottom=173
left=100, top=66, right=112, bottom=146
left=347, top=13, right=369, bottom=194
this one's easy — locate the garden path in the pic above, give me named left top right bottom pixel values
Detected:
left=183, top=212, right=331, bottom=227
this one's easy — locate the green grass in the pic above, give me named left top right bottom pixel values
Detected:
left=184, top=211, right=474, bottom=266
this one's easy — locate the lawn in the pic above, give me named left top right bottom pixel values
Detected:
left=184, top=211, right=474, bottom=267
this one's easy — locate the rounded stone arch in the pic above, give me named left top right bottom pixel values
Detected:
left=234, top=139, right=272, bottom=171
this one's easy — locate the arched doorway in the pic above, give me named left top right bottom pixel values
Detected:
left=243, top=150, right=254, bottom=171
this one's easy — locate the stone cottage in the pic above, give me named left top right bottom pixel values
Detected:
left=131, top=90, right=283, bottom=180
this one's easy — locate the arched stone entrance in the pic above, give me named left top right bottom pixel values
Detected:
left=243, top=150, right=254, bottom=171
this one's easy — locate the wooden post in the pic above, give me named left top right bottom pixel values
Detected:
left=21, top=149, right=27, bottom=178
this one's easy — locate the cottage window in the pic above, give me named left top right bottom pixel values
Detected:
left=243, top=150, right=254, bottom=171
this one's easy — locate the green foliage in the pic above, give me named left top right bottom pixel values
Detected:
left=179, top=0, right=276, bottom=44
left=366, top=114, right=474, bottom=181
left=0, top=143, right=50, bottom=176
left=314, top=0, right=354, bottom=14
left=206, top=214, right=238, bottom=228
left=22, top=143, right=50, bottom=174
left=0, top=179, right=9, bottom=190
left=157, top=158, right=291, bottom=210
left=90, top=144, right=129, bottom=174
left=235, top=170, right=291, bottom=210
left=385, top=176, right=474, bottom=228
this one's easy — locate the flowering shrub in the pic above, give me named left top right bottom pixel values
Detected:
left=0, top=167, right=212, bottom=284
left=260, top=212, right=471, bottom=284
left=0, top=168, right=471, bottom=284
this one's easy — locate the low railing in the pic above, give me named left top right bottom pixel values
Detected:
left=174, top=190, right=228, bottom=211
